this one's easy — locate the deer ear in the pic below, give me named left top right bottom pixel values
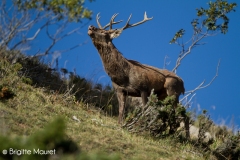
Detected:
left=110, top=29, right=122, bottom=39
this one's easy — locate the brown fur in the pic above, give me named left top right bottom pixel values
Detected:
left=88, top=25, right=185, bottom=124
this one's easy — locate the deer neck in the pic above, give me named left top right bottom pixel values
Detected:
left=93, top=40, right=130, bottom=84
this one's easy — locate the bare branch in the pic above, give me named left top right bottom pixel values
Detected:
left=10, top=22, right=48, bottom=50
left=33, top=40, right=89, bottom=58
left=35, top=22, right=83, bottom=56
left=172, top=13, right=224, bottom=74
left=0, top=1, right=48, bottom=50
left=194, top=59, right=220, bottom=90
left=61, top=40, right=88, bottom=53
left=163, top=55, right=171, bottom=69
left=180, top=59, right=221, bottom=104
left=172, top=31, right=208, bottom=73
left=181, top=93, right=196, bottom=109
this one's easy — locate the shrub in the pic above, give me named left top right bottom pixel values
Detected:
left=0, top=85, right=15, bottom=100
left=123, top=90, right=190, bottom=138
left=0, top=117, right=79, bottom=160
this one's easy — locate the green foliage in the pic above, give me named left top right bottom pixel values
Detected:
left=197, top=0, right=237, bottom=33
left=124, top=92, right=190, bottom=138
left=0, top=117, right=80, bottom=160
left=27, top=117, right=79, bottom=157
left=213, top=134, right=240, bottom=160
left=189, top=110, right=240, bottom=159
left=13, top=63, right=23, bottom=72
left=14, top=0, right=93, bottom=21
left=0, top=117, right=121, bottom=160
left=21, top=77, right=33, bottom=85
left=0, top=49, right=119, bottom=116
left=169, top=29, right=185, bottom=44
left=170, top=0, right=237, bottom=43
left=124, top=91, right=240, bottom=159
left=196, top=110, right=213, bottom=142
left=2, top=50, right=240, bottom=159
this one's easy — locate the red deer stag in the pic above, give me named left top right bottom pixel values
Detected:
left=88, top=12, right=185, bottom=124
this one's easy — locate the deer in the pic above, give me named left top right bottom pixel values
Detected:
left=88, top=12, right=185, bottom=126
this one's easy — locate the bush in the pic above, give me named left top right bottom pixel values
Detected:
left=213, top=134, right=240, bottom=160
left=123, top=90, right=190, bottom=138
left=0, top=85, right=15, bottom=100
left=0, top=117, right=79, bottom=160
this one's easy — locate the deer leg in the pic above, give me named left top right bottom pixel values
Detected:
left=117, top=90, right=126, bottom=124
left=141, top=91, right=148, bottom=106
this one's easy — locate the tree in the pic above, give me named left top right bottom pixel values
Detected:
left=169, top=0, right=237, bottom=107
left=0, top=0, right=93, bottom=56
left=14, top=0, right=93, bottom=22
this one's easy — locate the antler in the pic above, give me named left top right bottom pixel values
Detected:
left=96, top=13, right=123, bottom=30
left=96, top=13, right=103, bottom=29
left=96, top=12, right=153, bottom=30
left=121, top=12, right=153, bottom=30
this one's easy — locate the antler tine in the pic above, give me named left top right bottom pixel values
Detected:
left=109, top=13, right=119, bottom=30
left=122, top=14, right=132, bottom=30
left=122, top=12, right=153, bottom=30
left=102, top=13, right=123, bottom=30
left=96, top=13, right=103, bottom=29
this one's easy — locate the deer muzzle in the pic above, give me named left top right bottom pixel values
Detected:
left=88, top=25, right=95, bottom=36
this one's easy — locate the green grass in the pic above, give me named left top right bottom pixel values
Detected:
left=0, top=87, right=203, bottom=159
left=0, top=58, right=208, bottom=159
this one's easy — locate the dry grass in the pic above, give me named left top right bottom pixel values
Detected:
left=0, top=94, right=203, bottom=159
left=0, top=57, right=208, bottom=160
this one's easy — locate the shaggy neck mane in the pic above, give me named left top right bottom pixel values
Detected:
left=92, top=40, right=130, bottom=85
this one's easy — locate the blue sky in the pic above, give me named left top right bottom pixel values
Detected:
left=26, top=1, right=240, bottom=128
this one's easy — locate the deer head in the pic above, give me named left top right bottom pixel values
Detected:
left=88, top=12, right=153, bottom=42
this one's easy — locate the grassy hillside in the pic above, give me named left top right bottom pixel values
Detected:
left=0, top=51, right=238, bottom=159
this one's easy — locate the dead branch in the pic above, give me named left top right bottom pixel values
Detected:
left=169, top=15, right=223, bottom=109
left=10, top=21, right=48, bottom=50
left=172, top=31, right=208, bottom=73
left=0, top=0, right=87, bottom=60
left=163, top=55, right=171, bottom=69
left=36, top=21, right=82, bottom=56
left=171, top=15, right=222, bottom=74
left=180, top=59, right=221, bottom=106
left=0, top=1, right=49, bottom=50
